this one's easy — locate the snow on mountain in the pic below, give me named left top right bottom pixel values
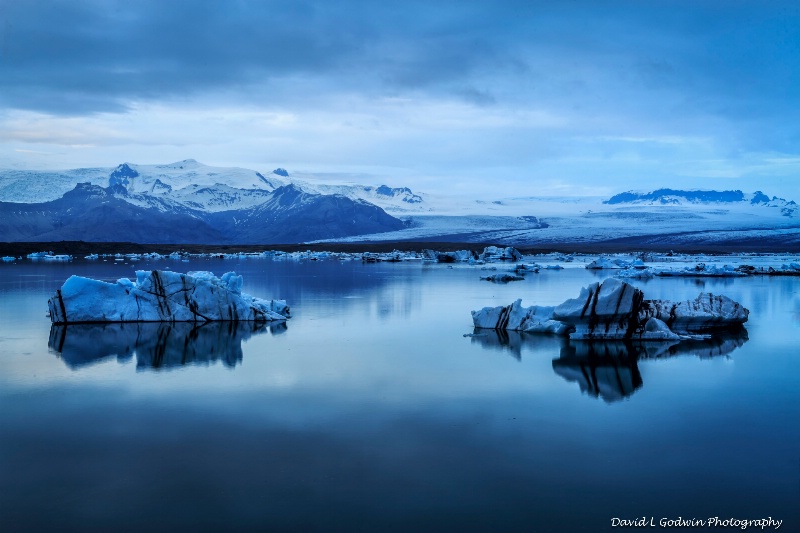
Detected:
left=313, top=191, right=799, bottom=247
left=1, top=160, right=798, bottom=247
left=605, top=188, right=798, bottom=216
left=108, top=160, right=285, bottom=195
left=0, top=167, right=110, bottom=203
left=0, top=159, right=284, bottom=205
left=212, top=184, right=407, bottom=243
left=285, top=177, right=429, bottom=214
left=0, top=181, right=406, bottom=244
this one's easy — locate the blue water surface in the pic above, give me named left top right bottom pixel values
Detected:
left=0, top=258, right=798, bottom=532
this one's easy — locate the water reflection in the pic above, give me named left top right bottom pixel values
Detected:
left=468, top=329, right=565, bottom=360
left=555, top=332, right=748, bottom=402
left=48, top=321, right=284, bottom=370
left=553, top=344, right=643, bottom=403
left=471, top=328, right=749, bottom=402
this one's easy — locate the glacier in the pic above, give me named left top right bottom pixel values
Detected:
left=48, top=270, right=289, bottom=324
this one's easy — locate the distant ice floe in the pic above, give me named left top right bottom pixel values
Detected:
left=472, top=278, right=749, bottom=340
left=480, top=273, right=525, bottom=283
left=654, top=263, right=747, bottom=277
left=48, top=270, right=289, bottom=324
left=25, top=251, right=73, bottom=261
left=585, top=257, right=627, bottom=269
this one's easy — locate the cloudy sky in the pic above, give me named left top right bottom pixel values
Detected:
left=1, top=0, right=799, bottom=197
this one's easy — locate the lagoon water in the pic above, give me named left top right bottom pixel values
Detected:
left=1, top=257, right=799, bottom=531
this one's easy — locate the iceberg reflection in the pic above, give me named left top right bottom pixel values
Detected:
left=467, top=329, right=566, bottom=360
left=48, top=321, right=282, bottom=370
left=470, top=327, right=748, bottom=402
left=553, top=331, right=749, bottom=402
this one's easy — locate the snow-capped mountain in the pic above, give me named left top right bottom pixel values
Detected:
left=605, top=188, right=798, bottom=216
left=1, top=160, right=797, bottom=248
left=0, top=159, right=285, bottom=205
left=0, top=161, right=406, bottom=243
left=285, top=179, right=428, bottom=214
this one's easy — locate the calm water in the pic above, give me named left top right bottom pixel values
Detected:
left=1, top=258, right=798, bottom=532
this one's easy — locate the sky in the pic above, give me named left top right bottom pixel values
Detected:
left=1, top=0, right=799, bottom=198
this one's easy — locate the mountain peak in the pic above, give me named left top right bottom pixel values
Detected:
left=109, top=163, right=139, bottom=189
left=605, top=189, right=746, bottom=205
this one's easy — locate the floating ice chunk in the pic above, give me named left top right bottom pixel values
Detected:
left=655, top=263, right=747, bottom=277
left=585, top=257, right=624, bottom=269
left=48, top=270, right=289, bottom=324
left=471, top=299, right=573, bottom=335
left=480, top=273, right=525, bottom=283
left=636, top=317, right=682, bottom=340
left=481, top=246, right=523, bottom=262
left=638, top=293, right=749, bottom=335
left=615, top=267, right=655, bottom=279
left=2, top=256, right=15, bottom=262
left=553, top=278, right=643, bottom=339
left=471, top=279, right=748, bottom=340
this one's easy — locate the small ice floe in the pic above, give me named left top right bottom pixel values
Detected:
left=423, top=249, right=477, bottom=263
left=615, top=267, right=655, bottom=279
left=655, top=263, right=747, bottom=277
left=544, top=264, right=564, bottom=270
left=2, top=256, right=16, bottom=262
left=481, top=246, right=523, bottom=262
left=362, top=250, right=413, bottom=262
left=27, top=251, right=53, bottom=259
left=585, top=257, right=627, bottom=269
left=471, top=278, right=748, bottom=340
left=480, top=273, right=525, bottom=283
left=586, top=257, right=629, bottom=270
left=84, top=254, right=99, bottom=260
left=763, top=263, right=800, bottom=276
left=515, top=263, right=540, bottom=274
left=42, top=254, right=72, bottom=262
left=47, top=270, right=290, bottom=325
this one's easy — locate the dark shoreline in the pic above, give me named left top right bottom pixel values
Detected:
left=2, top=239, right=799, bottom=257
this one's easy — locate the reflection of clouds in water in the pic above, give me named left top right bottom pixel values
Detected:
left=471, top=327, right=748, bottom=402
left=251, top=261, right=422, bottom=321
left=48, top=321, right=285, bottom=371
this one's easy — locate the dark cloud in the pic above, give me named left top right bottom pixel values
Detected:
left=1, top=0, right=799, bottom=157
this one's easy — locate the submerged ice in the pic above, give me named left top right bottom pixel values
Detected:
left=48, top=270, right=289, bottom=324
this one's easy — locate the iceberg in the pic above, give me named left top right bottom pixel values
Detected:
left=48, top=270, right=289, bottom=324
left=638, top=293, right=749, bottom=335
left=480, top=273, right=525, bottom=283
left=471, top=299, right=573, bottom=335
left=585, top=257, right=626, bottom=269
left=481, top=246, right=523, bottom=262
left=471, top=278, right=748, bottom=340
left=655, top=263, right=747, bottom=277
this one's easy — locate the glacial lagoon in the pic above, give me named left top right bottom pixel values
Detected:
left=1, top=256, right=799, bottom=531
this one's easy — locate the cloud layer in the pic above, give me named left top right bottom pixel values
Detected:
left=2, top=1, right=799, bottom=196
